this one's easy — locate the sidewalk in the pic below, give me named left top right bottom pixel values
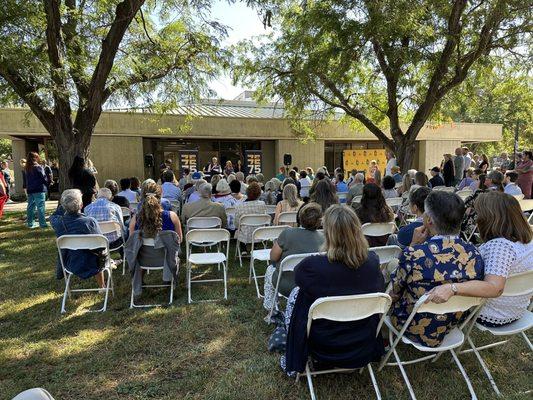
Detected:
left=3, top=200, right=58, bottom=213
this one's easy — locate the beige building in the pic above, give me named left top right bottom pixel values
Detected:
left=0, top=99, right=501, bottom=195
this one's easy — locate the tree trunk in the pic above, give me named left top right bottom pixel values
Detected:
left=54, top=130, right=92, bottom=193
left=393, top=137, right=417, bottom=173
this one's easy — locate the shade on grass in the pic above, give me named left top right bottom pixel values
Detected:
left=0, top=211, right=531, bottom=399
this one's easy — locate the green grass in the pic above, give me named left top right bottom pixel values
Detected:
left=0, top=211, right=531, bottom=400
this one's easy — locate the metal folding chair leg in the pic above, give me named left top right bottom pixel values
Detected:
left=466, top=336, right=501, bottom=397
left=521, top=332, right=533, bottom=351
left=367, top=364, right=382, bottom=400
left=450, top=348, right=478, bottom=399
left=305, top=363, right=317, bottom=400
left=61, top=274, right=72, bottom=314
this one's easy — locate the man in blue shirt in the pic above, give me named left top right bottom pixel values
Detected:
left=85, top=187, right=125, bottom=248
left=504, top=171, right=523, bottom=196
left=428, top=166, right=445, bottom=188
left=161, top=169, right=182, bottom=202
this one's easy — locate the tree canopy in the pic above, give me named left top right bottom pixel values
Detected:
left=0, top=0, right=228, bottom=189
left=234, top=0, right=531, bottom=169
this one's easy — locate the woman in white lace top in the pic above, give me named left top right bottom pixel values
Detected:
left=426, top=191, right=532, bottom=327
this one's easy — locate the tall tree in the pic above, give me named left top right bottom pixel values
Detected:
left=0, top=0, right=227, bottom=190
left=234, top=0, right=531, bottom=170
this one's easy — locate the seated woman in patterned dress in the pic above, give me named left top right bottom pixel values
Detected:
left=426, top=191, right=533, bottom=328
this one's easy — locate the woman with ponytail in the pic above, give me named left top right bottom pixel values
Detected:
left=129, top=181, right=182, bottom=242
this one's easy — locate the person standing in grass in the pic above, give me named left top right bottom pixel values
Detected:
left=0, top=169, right=8, bottom=218
left=24, top=152, right=48, bottom=228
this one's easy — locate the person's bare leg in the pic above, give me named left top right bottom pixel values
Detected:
left=95, top=272, right=105, bottom=288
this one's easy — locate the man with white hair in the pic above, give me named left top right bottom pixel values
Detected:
left=346, top=172, right=365, bottom=204
left=181, top=183, right=227, bottom=227
left=50, top=189, right=107, bottom=287
left=85, top=187, right=125, bottom=247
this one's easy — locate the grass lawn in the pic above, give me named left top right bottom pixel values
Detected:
left=0, top=210, right=531, bottom=400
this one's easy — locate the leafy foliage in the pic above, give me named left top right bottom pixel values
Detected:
left=0, top=138, right=12, bottom=159
left=234, top=0, right=532, bottom=168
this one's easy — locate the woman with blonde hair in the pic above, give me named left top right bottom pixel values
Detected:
left=397, top=173, right=412, bottom=197
left=427, top=191, right=532, bottom=328
left=282, top=205, right=385, bottom=376
left=129, top=181, right=182, bottom=241
left=274, top=184, right=303, bottom=225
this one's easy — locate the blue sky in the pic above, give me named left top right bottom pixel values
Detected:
left=208, top=1, right=269, bottom=99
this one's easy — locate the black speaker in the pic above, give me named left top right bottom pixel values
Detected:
left=283, top=153, right=292, bottom=166
left=144, top=154, right=154, bottom=168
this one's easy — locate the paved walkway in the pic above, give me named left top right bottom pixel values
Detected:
left=3, top=200, right=58, bottom=213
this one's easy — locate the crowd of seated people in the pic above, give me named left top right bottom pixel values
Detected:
left=46, top=152, right=532, bottom=390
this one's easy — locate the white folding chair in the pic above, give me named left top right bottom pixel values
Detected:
left=351, top=195, right=362, bottom=205
left=249, top=225, right=290, bottom=298
left=186, top=229, right=230, bottom=303
left=267, top=252, right=323, bottom=322
left=98, top=220, right=127, bottom=275
left=456, top=189, right=473, bottom=201
left=433, top=186, right=455, bottom=193
left=361, top=222, right=397, bottom=237
left=236, top=214, right=271, bottom=267
left=379, top=294, right=485, bottom=400
left=186, top=216, right=222, bottom=249
left=130, top=236, right=178, bottom=308
left=121, top=207, right=131, bottom=220
left=298, top=293, right=392, bottom=400
left=385, top=197, right=403, bottom=210
left=369, top=245, right=402, bottom=281
left=337, top=192, right=348, bottom=203
left=56, top=234, right=113, bottom=314
left=512, top=194, right=525, bottom=200
left=277, top=211, right=297, bottom=225
left=266, top=204, right=277, bottom=215
left=459, top=270, right=533, bottom=396
left=129, top=201, right=139, bottom=211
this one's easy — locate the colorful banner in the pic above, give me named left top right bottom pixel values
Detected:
left=343, top=149, right=387, bottom=172
left=245, top=150, right=263, bottom=175
left=178, top=149, right=198, bottom=175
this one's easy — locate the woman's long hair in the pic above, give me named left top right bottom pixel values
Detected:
left=311, top=179, right=339, bottom=212
left=475, top=192, right=532, bottom=244
left=414, top=171, right=428, bottom=187
left=282, top=183, right=299, bottom=208
left=138, top=182, right=163, bottom=237
left=322, top=205, right=368, bottom=269
left=360, top=183, right=394, bottom=223
left=487, top=170, right=505, bottom=192
left=25, top=152, right=41, bottom=172
left=68, top=155, right=86, bottom=184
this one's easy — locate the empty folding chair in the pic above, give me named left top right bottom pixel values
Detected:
left=361, top=222, right=397, bottom=238
left=186, top=228, right=231, bottom=303
left=267, top=252, right=322, bottom=322
left=235, top=214, right=271, bottom=267
left=129, top=234, right=179, bottom=308
left=249, top=225, right=290, bottom=298
left=56, top=234, right=113, bottom=314
left=277, top=211, right=298, bottom=225
left=459, top=269, right=533, bottom=396
left=379, top=294, right=485, bottom=400
left=98, top=220, right=127, bottom=275
left=298, top=293, right=392, bottom=400
left=369, top=245, right=402, bottom=282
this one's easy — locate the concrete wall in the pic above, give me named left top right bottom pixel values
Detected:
left=418, top=140, right=462, bottom=173
left=90, top=136, right=145, bottom=186
left=260, top=140, right=276, bottom=180
left=11, top=139, right=26, bottom=196
left=275, top=139, right=325, bottom=172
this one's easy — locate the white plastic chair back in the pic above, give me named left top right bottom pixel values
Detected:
left=337, top=192, right=348, bottom=202
left=361, top=222, right=397, bottom=237
left=519, top=199, right=533, bottom=212
left=186, top=228, right=230, bottom=245
left=252, top=225, right=289, bottom=242
left=266, top=205, right=277, bottom=214
left=501, top=270, right=533, bottom=297
left=98, top=221, right=123, bottom=237
left=456, top=189, right=473, bottom=200
left=169, top=200, right=180, bottom=213
left=352, top=195, right=362, bottom=204
left=512, top=194, right=525, bottom=200
left=57, top=234, right=109, bottom=251
left=121, top=207, right=131, bottom=218
left=240, top=214, right=271, bottom=227
left=385, top=197, right=403, bottom=208
left=129, top=201, right=139, bottom=210
left=416, top=294, right=483, bottom=314
left=279, top=252, right=320, bottom=273
left=307, top=293, right=392, bottom=335
left=433, top=186, right=455, bottom=193
left=370, top=245, right=402, bottom=266
left=142, top=237, right=156, bottom=246
left=187, top=216, right=222, bottom=230
left=277, top=211, right=297, bottom=224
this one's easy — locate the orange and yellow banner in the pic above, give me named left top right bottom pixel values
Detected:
left=343, top=149, right=387, bottom=172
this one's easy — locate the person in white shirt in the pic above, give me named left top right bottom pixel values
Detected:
left=385, top=150, right=397, bottom=177
left=161, top=169, right=182, bottom=201
left=503, top=171, right=523, bottom=196
left=462, top=147, right=472, bottom=174
left=426, top=192, right=533, bottom=329
left=117, top=178, right=138, bottom=203
left=298, top=170, right=312, bottom=198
